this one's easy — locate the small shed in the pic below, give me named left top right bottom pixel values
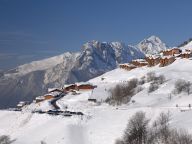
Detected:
left=88, top=98, right=97, bottom=103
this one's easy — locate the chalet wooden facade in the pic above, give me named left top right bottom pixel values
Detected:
left=130, top=59, right=148, bottom=67
left=49, top=88, right=66, bottom=93
left=161, top=48, right=182, bottom=56
left=78, top=84, right=96, bottom=90
left=65, top=84, right=78, bottom=91
left=179, top=52, right=192, bottom=58
left=44, top=95, right=55, bottom=100
left=145, top=56, right=160, bottom=67
left=159, top=56, right=175, bottom=67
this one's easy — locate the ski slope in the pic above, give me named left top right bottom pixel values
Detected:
left=1, top=58, right=192, bottom=144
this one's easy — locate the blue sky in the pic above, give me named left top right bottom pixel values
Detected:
left=1, top=0, right=192, bottom=69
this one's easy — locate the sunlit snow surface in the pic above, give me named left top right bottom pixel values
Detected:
left=1, top=59, right=192, bottom=144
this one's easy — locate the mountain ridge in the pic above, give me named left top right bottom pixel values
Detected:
left=136, top=35, right=168, bottom=55
left=0, top=39, right=147, bottom=108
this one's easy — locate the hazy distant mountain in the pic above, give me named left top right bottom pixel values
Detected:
left=136, top=35, right=168, bottom=55
left=0, top=40, right=144, bottom=108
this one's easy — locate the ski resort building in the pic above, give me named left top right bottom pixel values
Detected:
left=161, top=48, right=182, bottom=56
left=64, top=84, right=78, bottom=91
left=77, top=84, right=96, bottom=91
left=145, top=55, right=160, bottom=66
left=130, top=59, right=148, bottom=67
left=119, top=63, right=137, bottom=71
left=159, top=56, right=176, bottom=67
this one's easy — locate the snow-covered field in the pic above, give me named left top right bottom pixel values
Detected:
left=1, top=58, right=192, bottom=144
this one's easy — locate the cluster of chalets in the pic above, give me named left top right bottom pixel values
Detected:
left=119, top=48, right=192, bottom=71
left=16, top=83, right=97, bottom=116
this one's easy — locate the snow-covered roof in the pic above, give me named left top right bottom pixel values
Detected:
left=43, top=92, right=59, bottom=97
left=132, top=59, right=147, bottom=62
left=17, top=103, right=24, bottom=107
left=64, top=84, right=77, bottom=88
left=161, top=55, right=175, bottom=59
left=146, top=55, right=160, bottom=59
left=76, top=82, right=94, bottom=86
left=35, top=96, right=45, bottom=100
left=119, top=63, right=137, bottom=67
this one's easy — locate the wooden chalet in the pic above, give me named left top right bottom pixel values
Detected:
left=77, top=84, right=96, bottom=91
left=64, top=84, right=78, bottom=91
left=130, top=59, right=148, bottom=67
left=159, top=56, right=175, bottom=67
left=161, top=48, right=182, bottom=56
left=48, top=88, right=65, bottom=93
left=145, top=56, right=160, bottom=67
left=119, top=63, right=137, bottom=71
left=44, top=95, right=55, bottom=100
left=179, top=52, right=192, bottom=59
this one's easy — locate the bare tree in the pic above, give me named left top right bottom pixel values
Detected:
left=173, top=79, right=191, bottom=95
left=116, top=111, right=192, bottom=144
left=147, top=72, right=156, bottom=82
left=168, top=129, right=192, bottom=144
left=123, top=111, right=149, bottom=144
left=106, top=78, right=139, bottom=105
left=148, top=82, right=159, bottom=93
left=0, top=135, right=15, bottom=144
left=152, top=112, right=171, bottom=143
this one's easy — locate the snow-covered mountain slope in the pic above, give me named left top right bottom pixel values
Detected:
left=1, top=58, right=192, bottom=144
left=180, top=40, right=192, bottom=51
left=0, top=40, right=144, bottom=109
left=68, top=40, right=144, bottom=82
left=136, top=35, right=168, bottom=55
left=4, top=52, right=76, bottom=77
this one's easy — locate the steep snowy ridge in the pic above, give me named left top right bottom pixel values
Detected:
left=137, top=35, right=168, bottom=55
left=4, top=52, right=79, bottom=78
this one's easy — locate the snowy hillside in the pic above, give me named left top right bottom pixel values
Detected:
left=180, top=40, right=192, bottom=51
left=0, top=40, right=144, bottom=109
left=137, top=35, right=168, bottom=55
left=1, top=58, right=192, bottom=144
